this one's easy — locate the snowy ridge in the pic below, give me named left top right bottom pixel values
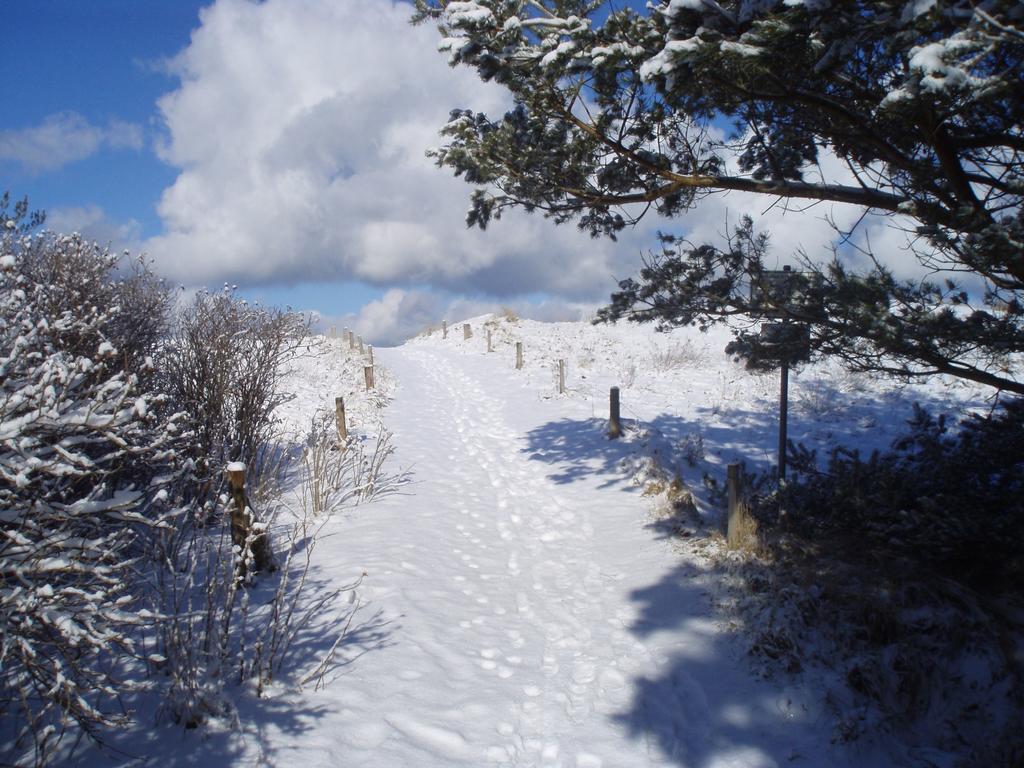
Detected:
left=277, top=335, right=394, bottom=442
left=409, top=313, right=986, bottom=510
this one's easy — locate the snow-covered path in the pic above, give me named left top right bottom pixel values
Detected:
left=276, top=342, right=842, bottom=768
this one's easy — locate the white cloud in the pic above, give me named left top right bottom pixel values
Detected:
left=144, top=0, right=941, bottom=307
left=44, top=205, right=143, bottom=250
left=0, top=112, right=143, bottom=173
left=316, top=288, right=597, bottom=347
left=144, top=0, right=657, bottom=299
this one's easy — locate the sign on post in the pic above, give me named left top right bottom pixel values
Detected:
left=749, top=267, right=823, bottom=481
left=749, top=265, right=824, bottom=320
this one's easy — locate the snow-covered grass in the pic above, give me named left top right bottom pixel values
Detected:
left=60, top=314, right=1018, bottom=768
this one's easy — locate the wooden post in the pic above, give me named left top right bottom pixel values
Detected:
left=463, top=323, right=471, bottom=340
left=358, top=335, right=364, bottom=354
left=558, top=359, right=566, bottom=394
left=226, top=463, right=275, bottom=578
left=364, top=365, right=375, bottom=390
left=515, top=342, right=523, bottom=370
left=443, top=320, right=448, bottom=339
left=487, top=329, right=493, bottom=353
left=335, top=396, right=348, bottom=442
left=726, top=463, right=752, bottom=549
left=330, top=325, right=337, bottom=339
left=778, top=359, right=790, bottom=481
left=368, top=345, right=374, bottom=365
left=343, top=327, right=349, bottom=345
left=349, top=330, right=355, bottom=350
left=608, top=386, right=621, bottom=438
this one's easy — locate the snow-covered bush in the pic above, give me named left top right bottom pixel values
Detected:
left=761, top=401, right=1024, bottom=593
left=728, top=401, right=1024, bottom=759
left=0, top=219, right=188, bottom=765
left=12, top=234, right=172, bottom=373
left=0, top=199, right=386, bottom=759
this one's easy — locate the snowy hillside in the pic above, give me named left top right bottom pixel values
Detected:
left=411, top=314, right=986, bottom=508
left=77, top=313, right=1000, bottom=767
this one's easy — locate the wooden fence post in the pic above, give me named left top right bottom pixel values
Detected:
left=558, top=359, right=566, bottom=394
left=225, top=463, right=275, bottom=578
left=608, top=386, right=621, bottom=438
left=358, top=335, right=364, bottom=354
left=368, top=345, right=374, bottom=365
left=349, top=330, right=355, bottom=350
left=487, top=329, right=493, bottom=353
left=364, top=365, right=375, bottom=390
left=515, top=341, right=523, bottom=370
left=463, top=323, right=471, bottom=340
left=726, top=463, right=753, bottom=549
left=443, top=320, right=448, bottom=339
left=330, top=325, right=337, bottom=339
left=335, top=396, right=348, bottom=442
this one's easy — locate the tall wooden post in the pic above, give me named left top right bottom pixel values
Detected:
left=443, top=320, right=448, bottom=339
left=364, top=365, right=375, bottom=390
left=515, top=342, right=523, bottom=370
left=778, top=360, right=790, bottom=481
left=487, top=329, right=493, bottom=353
left=358, top=336, right=364, bottom=354
left=348, top=330, right=355, bottom=350
left=463, top=323, right=471, bottom=340
left=335, top=396, right=348, bottom=442
left=226, top=463, right=274, bottom=577
left=368, top=345, right=374, bottom=365
left=558, top=359, right=566, bottom=394
left=608, top=386, right=621, bottom=438
left=330, top=325, right=337, bottom=339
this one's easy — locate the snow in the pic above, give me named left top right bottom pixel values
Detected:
left=75, top=316, right=990, bottom=766
left=225, top=461, right=247, bottom=473
left=445, top=1, right=495, bottom=27
left=719, top=41, right=763, bottom=57
left=589, top=42, right=645, bottom=66
left=540, top=40, right=578, bottom=69
left=640, top=37, right=705, bottom=80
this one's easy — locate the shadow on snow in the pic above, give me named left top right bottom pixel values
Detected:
left=519, top=380, right=971, bottom=766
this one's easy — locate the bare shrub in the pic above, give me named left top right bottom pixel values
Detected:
left=647, top=340, right=707, bottom=371
left=677, top=431, right=705, bottom=467
left=619, top=361, right=638, bottom=388
left=160, top=289, right=308, bottom=501
left=152, top=497, right=363, bottom=723
left=153, top=410, right=406, bottom=725
left=301, top=410, right=409, bottom=517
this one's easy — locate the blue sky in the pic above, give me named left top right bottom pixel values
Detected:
left=5, top=0, right=636, bottom=342
left=4, top=1, right=198, bottom=234
left=2, top=0, right=872, bottom=344
left=3, top=1, right=397, bottom=327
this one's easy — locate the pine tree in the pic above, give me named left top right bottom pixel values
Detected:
left=414, top=0, right=1023, bottom=392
